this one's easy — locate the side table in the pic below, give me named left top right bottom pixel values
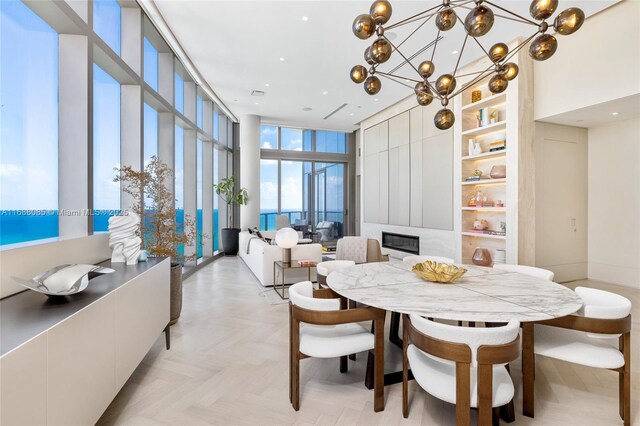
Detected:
left=273, top=260, right=316, bottom=300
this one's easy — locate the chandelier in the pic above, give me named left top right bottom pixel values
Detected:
left=350, top=0, right=585, bottom=130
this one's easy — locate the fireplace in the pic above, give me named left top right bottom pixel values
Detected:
left=381, top=232, right=419, bottom=255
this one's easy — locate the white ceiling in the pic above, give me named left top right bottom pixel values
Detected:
left=539, top=93, right=640, bottom=128
left=154, top=0, right=617, bottom=132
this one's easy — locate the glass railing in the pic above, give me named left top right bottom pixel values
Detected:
left=259, top=210, right=344, bottom=237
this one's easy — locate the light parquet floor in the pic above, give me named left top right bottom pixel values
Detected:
left=98, top=257, right=640, bottom=425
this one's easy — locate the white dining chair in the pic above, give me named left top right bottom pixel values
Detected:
left=493, top=264, right=554, bottom=281
left=528, top=287, right=632, bottom=425
left=289, top=281, right=386, bottom=412
left=403, top=255, right=455, bottom=267
left=316, top=260, right=355, bottom=288
left=403, top=313, right=520, bottom=425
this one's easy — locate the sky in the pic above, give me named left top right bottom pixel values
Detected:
left=1, top=0, right=58, bottom=210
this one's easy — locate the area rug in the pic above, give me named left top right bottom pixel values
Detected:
left=255, top=279, right=289, bottom=305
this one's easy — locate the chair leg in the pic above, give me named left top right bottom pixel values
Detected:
left=522, top=322, right=535, bottom=418
left=340, top=355, right=348, bottom=373
left=163, top=323, right=171, bottom=350
left=390, top=311, right=402, bottom=348
left=373, top=316, right=385, bottom=412
left=492, top=408, right=500, bottom=426
left=477, top=364, right=493, bottom=426
left=620, top=332, right=630, bottom=425
left=402, top=314, right=409, bottom=418
left=455, top=363, right=471, bottom=426
left=292, top=354, right=300, bottom=411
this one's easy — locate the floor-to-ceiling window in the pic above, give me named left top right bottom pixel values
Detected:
left=260, top=159, right=279, bottom=230
left=196, top=139, right=203, bottom=258
left=259, top=126, right=351, bottom=243
left=175, top=125, right=184, bottom=256
left=213, top=147, right=219, bottom=251
left=0, top=0, right=58, bottom=245
left=0, top=1, right=236, bottom=267
left=93, top=64, right=121, bottom=232
left=93, top=0, right=121, bottom=55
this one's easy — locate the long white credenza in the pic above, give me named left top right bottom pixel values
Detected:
left=0, top=257, right=170, bottom=425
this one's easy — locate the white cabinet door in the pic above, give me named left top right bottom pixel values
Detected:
left=47, top=293, right=116, bottom=426
left=363, top=153, right=380, bottom=223
left=410, top=141, right=423, bottom=227
left=0, top=334, right=47, bottom=426
left=409, top=106, right=422, bottom=143
left=379, top=151, right=389, bottom=224
left=389, top=146, right=410, bottom=226
left=115, top=259, right=170, bottom=390
left=423, top=130, right=454, bottom=230
left=389, top=111, right=409, bottom=149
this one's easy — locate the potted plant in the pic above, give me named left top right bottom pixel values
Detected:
left=115, top=156, right=199, bottom=325
left=213, top=175, right=248, bottom=255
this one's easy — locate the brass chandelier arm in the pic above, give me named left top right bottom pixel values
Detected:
left=455, top=4, right=536, bottom=26
left=431, top=29, right=441, bottom=62
left=483, top=0, right=540, bottom=27
left=388, top=37, right=441, bottom=74
left=395, top=10, right=438, bottom=50
left=502, top=32, right=539, bottom=63
left=376, top=71, right=423, bottom=85
left=386, top=3, right=444, bottom=30
left=376, top=72, right=423, bottom=92
left=384, top=36, right=443, bottom=99
left=452, top=32, right=470, bottom=77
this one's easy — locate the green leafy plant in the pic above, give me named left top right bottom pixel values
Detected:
left=115, top=156, right=202, bottom=264
left=213, top=175, right=248, bottom=228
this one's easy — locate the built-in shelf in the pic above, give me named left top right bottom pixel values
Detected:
left=461, top=93, right=507, bottom=112
left=461, top=120, right=507, bottom=137
left=462, top=207, right=506, bottom=212
left=461, top=232, right=507, bottom=240
left=461, top=150, right=506, bottom=161
left=461, top=178, right=506, bottom=186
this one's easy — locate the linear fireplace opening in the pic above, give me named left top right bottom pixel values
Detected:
left=381, top=232, right=419, bottom=255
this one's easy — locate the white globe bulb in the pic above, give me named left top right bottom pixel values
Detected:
left=275, top=227, right=298, bottom=248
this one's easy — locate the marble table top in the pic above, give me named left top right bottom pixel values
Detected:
left=326, top=261, right=583, bottom=323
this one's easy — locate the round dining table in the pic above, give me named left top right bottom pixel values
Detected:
left=326, top=260, right=584, bottom=420
left=326, top=261, right=582, bottom=323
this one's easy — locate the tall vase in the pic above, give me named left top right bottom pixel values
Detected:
left=169, top=263, right=183, bottom=325
left=468, top=139, right=475, bottom=156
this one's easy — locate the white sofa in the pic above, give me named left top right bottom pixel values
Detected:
left=238, top=231, right=323, bottom=287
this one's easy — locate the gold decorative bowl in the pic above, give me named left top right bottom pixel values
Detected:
left=412, top=261, right=467, bottom=284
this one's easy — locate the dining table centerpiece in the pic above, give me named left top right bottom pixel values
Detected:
left=412, top=260, right=467, bottom=283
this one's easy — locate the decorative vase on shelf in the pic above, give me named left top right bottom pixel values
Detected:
left=468, top=139, right=475, bottom=156
left=473, top=142, right=482, bottom=155
left=490, top=164, right=506, bottom=179
left=472, top=248, right=492, bottom=266
left=471, top=90, right=482, bottom=103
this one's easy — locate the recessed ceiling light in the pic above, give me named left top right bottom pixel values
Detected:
left=357, top=105, right=362, bottom=108
left=322, top=90, right=329, bottom=95
left=452, top=50, right=458, bottom=54
left=255, top=102, right=259, bottom=105
left=374, top=98, right=379, bottom=102
left=610, top=112, right=619, bottom=116
left=302, top=107, right=312, bottom=111
left=265, top=83, right=270, bottom=87
left=279, top=57, right=285, bottom=62
left=302, top=16, right=309, bottom=21
left=350, top=113, right=355, bottom=116
left=234, top=99, right=238, bottom=102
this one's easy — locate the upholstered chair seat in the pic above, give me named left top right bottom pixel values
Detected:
left=493, top=264, right=555, bottom=281
left=316, top=260, right=355, bottom=287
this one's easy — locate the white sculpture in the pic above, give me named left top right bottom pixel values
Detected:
left=108, top=212, right=141, bottom=265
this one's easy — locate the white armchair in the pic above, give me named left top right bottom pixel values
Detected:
left=525, top=287, right=632, bottom=424
left=403, top=314, right=520, bottom=424
left=288, top=282, right=386, bottom=412
left=316, top=260, right=355, bottom=287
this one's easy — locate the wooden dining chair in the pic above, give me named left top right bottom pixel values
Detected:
left=289, top=281, right=386, bottom=412
left=402, top=313, right=520, bottom=425
left=523, top=287, right=632, bottom=425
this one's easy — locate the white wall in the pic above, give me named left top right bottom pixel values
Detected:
left=534, top=1, right=640, bottom=120
left=239, top=114, right=261, bottom=229
left=587, top=117, right=640, bottom=288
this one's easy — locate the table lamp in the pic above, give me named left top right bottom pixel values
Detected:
left=275, top=227, right=298, bottom=265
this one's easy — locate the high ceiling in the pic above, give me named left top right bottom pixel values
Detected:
left=154, top=0, right=617, bottom=131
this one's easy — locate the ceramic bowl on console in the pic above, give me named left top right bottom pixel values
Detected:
left=12, top=264, right=115, bottom=297
left=412, top=261, right=467, bottom=284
